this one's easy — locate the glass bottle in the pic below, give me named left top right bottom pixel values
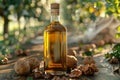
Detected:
left=44, top=3, right=67, bottom=75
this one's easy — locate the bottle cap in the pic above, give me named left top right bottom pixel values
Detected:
left=51, top=3, right=59, bottom=9
left=51, top=3, right=59, bottom=15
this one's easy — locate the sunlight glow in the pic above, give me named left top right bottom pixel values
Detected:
left=50, top=0, right=60, bottom=3
left=55, top=0, right=60, bottom=3
left=41, top=0, right=46, bottom=4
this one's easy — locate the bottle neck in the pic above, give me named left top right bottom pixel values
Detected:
left=51, top=15, right=60, bottom=22
left=50, top=8, right=60, bottom=22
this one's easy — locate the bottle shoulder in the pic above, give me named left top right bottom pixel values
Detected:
left=44, top=21, right=67, bottom=32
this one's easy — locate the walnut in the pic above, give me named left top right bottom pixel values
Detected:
left=34, top=71, right=44, bottom=79
left=90, top=44, right=96, bottom=49
left=15, top=49, right=23, bottom=56
left=67, top=49, right=76, bottom=56
left=27, top=57, right=40, bottom=71
left=95, top=40, right=105, bottom=46
left=15, top=49, right=28, bottom=56
left=66, top=55, right=78, bottom=69
left=32, top=66, right=44, bottom=78
left=22, top=50, right=29, bottom=56
left=82, top=64, right=98, bottom=75
left=109, top=58, right=118, bottom=64
left=77, top=65, right=84, bottom=71
left=69, top=69, right=82, bottom=78
left=83, top=56, right=95, bottom=65
left=14, top=59, right=30, bottom=75
left=90, top=63, right=99, bottom=72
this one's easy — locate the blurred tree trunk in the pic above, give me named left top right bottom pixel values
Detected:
left=3, top=16, right=9, bottom=38
left=0, top=0, right=9, bottom=39
left=0, top=8, right=9, bottom=39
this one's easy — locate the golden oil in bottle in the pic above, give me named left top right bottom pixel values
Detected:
left=44, top=3, right=67, bottom=75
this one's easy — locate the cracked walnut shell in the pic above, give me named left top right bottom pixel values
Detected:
left=82, top=64, right=98, bottom=75
left=69, top=69, right=82, bottom=78
left=83, top=56, right=95, bottom=65
left=66, top=55, right=78, bottom=69
left=67, top=49, right=76, bottom=56
left=109, top=57, right=118, bottom=64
